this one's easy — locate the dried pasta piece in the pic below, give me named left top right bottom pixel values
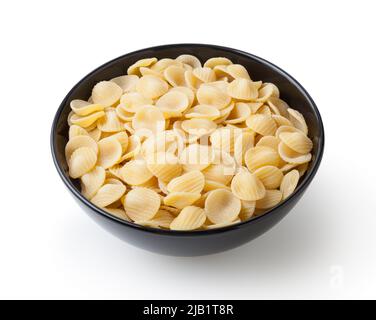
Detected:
left=124, top=187, right=160, bottom=221
left=204, top=57, right=233, bottom=69
left=110, top=75, right=139, bottom=93
left=256, top=136, right=280, bottom=151
left=272, top=114, right=293, bottom=127
left=151, top=58, right=182, bottom=72
left=184, top=70, right=203, bottom=90
left=228, top=79, right=258, bottom=101
left=279, top=132, right=313, bottom=154
left=119, top=159, right=154, bottom=185
left=181, top=118, right=217, bottom=137
left=203, top=219, right=241, bottom=229
left=253, top=165, right=283, bottom=189
left=163, top=192, right=201, bottom=209
left=280, top=169, right=300, bottom=200
left=193, top=67, right=216, bottom=83
left=213, top=103, right=234, bottom=123
left=169, top=86, right=195, bottom=107
left=224, top=102, right=251, bottom=124
left=203, top=180, right=231, bottom=192
left=141, top=210, right=175, bottom=229
left=91, top=183, right=126, bottom=208
left=197, top=84, right=231, bottom=109
left=132, top=106, right=165, bottom=137
left=179, top=144, right=214, bottom=171
left=136, top=75, right=169, bottom=99
left=81, top=166, right=106, bottom=199
left=226, top=64, right=251, bottom=80
left=234, top=131, right=254, bottom=165
left=146, top=152, right=182, bottom=182
left=120, top=92, right=153, bottom=113
left=256, top=83, right=278, bottom=102
left=275, top=125, right=303, bottom=138
left=164, top=65, right=187, bottom=87
left=184, top=105, right=220, bottom=120
left=245, top=146, right=280, bottom=172
left=246, top=114, right=277, bottom=136
left=231, top=171, right=266, bottom=201
left=97, top=138, right=122, bottom=169
left=202, top=164, right=233, bottom=185
left=170, top=206, right=206, bottom=231
left=92, top=81, right=122, bottom=107
left=119, top=135, right=141, bottom=161
left=176, top=54, right=202, bottom=69
left=288, top=108, right=308, bottom=135
left=103, top=207, right=131, bottom=221
left=69, top=125, right=89, bottom=139
left=97, top=108, right=124, bottom=132
left=205, top=189, right=241, bottom=224
left=68, top=147, right=97, bottom=179
left=167, top=170, right=205, bottom=194
left=127, top=57, right=157, bottom=76
left=210, top=126, right=241, bottom=153
left=70, top=100, right=104, bottom=116
left=267, top=97, right=289, bottom=117
left=88, top=127, right=102, bottom=141
left=156, top=91, right=189, bottom=117
left=70, top=111, right=105, bottom=128
left=239, top=200, right=256, bottom=221
left=142, top=130, right=182, bottom=157
left=107, top=132, right=129, bottom=153
left=65, top=135, right=98, bottom=161
left=256, top=189, right=282, bottom=209
left=278, top=142, right=312, bottom=164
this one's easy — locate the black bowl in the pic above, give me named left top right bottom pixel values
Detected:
left=51, top=44, right=324, bottom=256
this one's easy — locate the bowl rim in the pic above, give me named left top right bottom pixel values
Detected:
left=51, top=43, right=325, bottom=236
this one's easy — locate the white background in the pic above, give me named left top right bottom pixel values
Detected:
left=0, top=0, right=375, bottom=299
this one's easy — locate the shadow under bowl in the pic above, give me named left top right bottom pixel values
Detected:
left=51, top=44, right=324, bottom=256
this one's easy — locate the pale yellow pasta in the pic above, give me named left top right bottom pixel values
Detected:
left=245, top=146, right=280, bottom=172
left=239, top=200, right=256, bottom=221
left=224, top=102, right=251, bottom=124
left=246, top=114, right=277, bottom=136
left=227, top=78, right=258, bottom=101
left=69, top=125, right=89, bottom=139
left=231, top=171, right=266, bottom=201
left=81, top=166, right=106, bottom=199
left=119, top=159, right=153, bottom=185
left=204, top=57, right=232, bottom=69
left=103, top=207, right=131, bottom=222
left=124, top=187, right=160, bottom=221
left=65, top=55, right=313, bottom=231
left=70, top=111, right=105, bottom=128
left=110, top=75, right=139, bottom=93
left=253, top=165, right=283, bottom=189
left=176, top=54, right=202, bottom=69
left=91, top=182, right=126, bottom=208
left=185, top=104, right=220, bottom=120
left=97, top=138, right=122, bottom=169
left=205, top=189, right=241, bottom=224
left=279, top=132, right=313, bottom=154
left=163, top=192, right=201, bottom=209
left=136, top=75, right=169, bottom=99
left=68, top=147, right=97, bottom=179
left=280, top=169, right=300, bottom=200
left=92, top=81, right=122, bottom=107
left=179, top=144, right=214, bottom=171
left=164, top=66, right=187, bottom=87
left=146, top=152, right=182, bottom=182
left=127, top=57, right=157, bottom=76
left=70, top=100, right=104, bottom=116
left=167, top=170, right=205, bottom=194
left=65, top=135, right=98, bottom=161
left=234, top=131, right=254, bottom=165
left=278, top=142, right=312, bottom=164
left=288, top=108, right=308, bottom=134
left=132, top=106, right=165, bottom=136
left=256, top=189, right=282, bottom=209
left=197, top=84, right=231, bottom=109
left=170, top=206, right=206, bottom=231
left=156, top=91, right=189, bottom=117
left=181, top=118, right=217, bottom=137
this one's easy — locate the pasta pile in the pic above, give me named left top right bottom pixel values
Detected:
left=65, top=54, right=313, bottom=230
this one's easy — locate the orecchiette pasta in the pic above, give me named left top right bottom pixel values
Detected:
left=65, top=54, right=313, bottom=230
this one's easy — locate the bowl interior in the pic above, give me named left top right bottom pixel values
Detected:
left=52, top=44, right=324, bottom=226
